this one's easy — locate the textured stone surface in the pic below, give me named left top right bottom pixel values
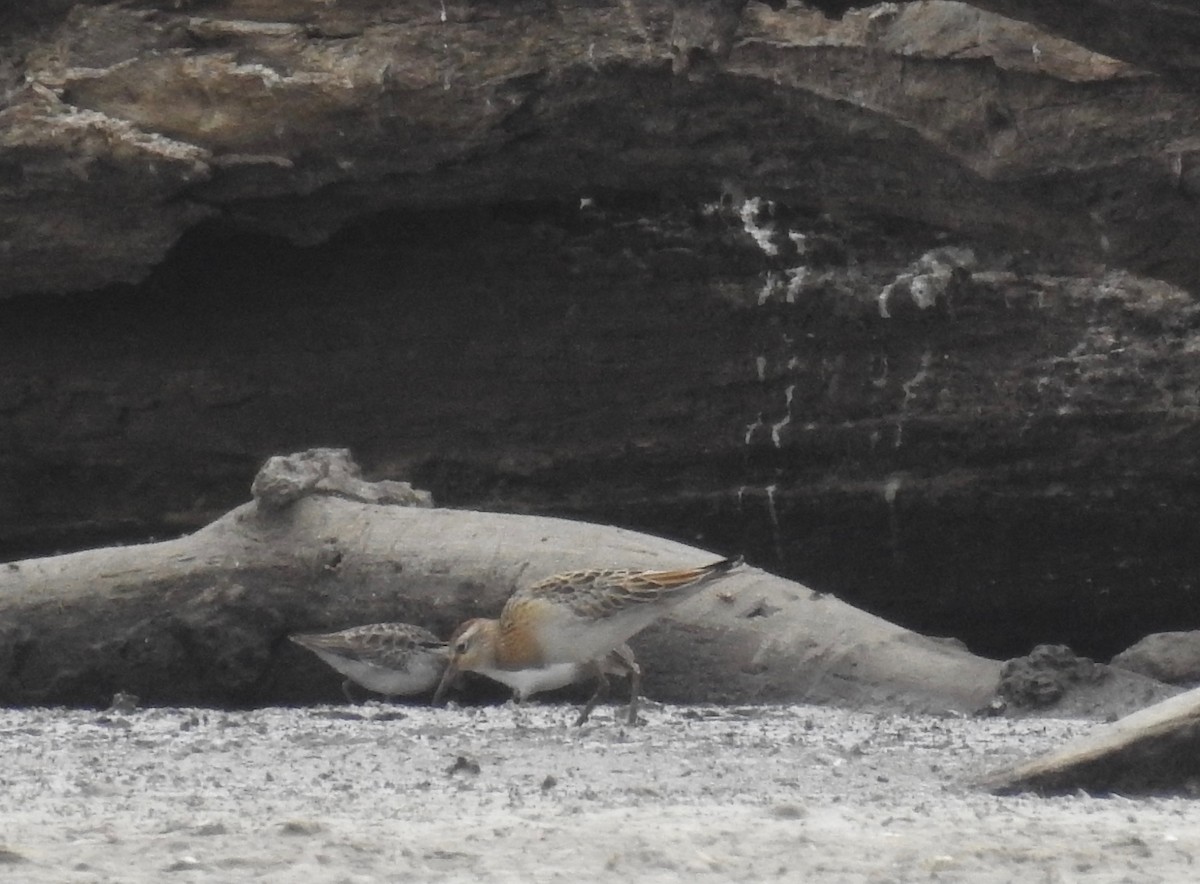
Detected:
left=2, top=199, right=1199, bottom=660
left=250, top=447, right=433, bottom=510
left=4, top=1, right=1200, bottom=665
left=1112, top=632, right=1200, bottom=686
left=2, top=1, right=1200, bottom=294
left=967, top=0, right=1200, bottom=79
left=991, top=644, right=1172, bottom=719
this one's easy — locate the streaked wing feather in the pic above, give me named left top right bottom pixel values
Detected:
left=292, top=623, right=445, bottom=667
left=516, top=558, right=741, bottom=620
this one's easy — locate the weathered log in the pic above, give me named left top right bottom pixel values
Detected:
left=0, top=449, right=1011, bottom=711
left=984, top=685, right=1200, bottom=796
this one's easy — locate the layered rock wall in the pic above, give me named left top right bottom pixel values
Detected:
left=3, top=1, right=1200, bottom=294
left=3, top=2, right=1200, bottom=661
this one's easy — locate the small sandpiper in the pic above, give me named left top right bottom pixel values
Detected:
left=439, top=622, right=642, bottom=724
left=434, top=556, right=742, bottom=723
left=290, top=622, right=447, bottom=702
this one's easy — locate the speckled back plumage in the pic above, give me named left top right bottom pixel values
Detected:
left=290, top=622, right=448, bottom=699
left=507, top=557, right=743, bottom=621
left=496, top=557, right=743, bottom=665
left=291, top=622, right=445, bottom=668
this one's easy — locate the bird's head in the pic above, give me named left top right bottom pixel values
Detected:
left=432, top=618, right=499, bottom=704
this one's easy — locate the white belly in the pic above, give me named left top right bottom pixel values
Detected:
left=314, top=650, right=442, bottom=697
left=535, top=608, right=662, bottom=665
left=477, top=663, right=585, bottom=701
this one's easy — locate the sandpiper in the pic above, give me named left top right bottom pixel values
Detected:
left=290, top=622, right=447, bottom=702
left=439, top=622, right=642, bottom=725
left=434, top=556, right=742, bottom=723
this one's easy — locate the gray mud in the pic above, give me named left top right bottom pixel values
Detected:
left=1, top=703, right=1197, bottom=882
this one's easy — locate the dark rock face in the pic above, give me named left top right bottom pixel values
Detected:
left=998, top=645, right=1104, bottom=709
left=988, top=643, right=1172, bottom=719
left=2, top=201, right=1199, bottom=663
left=966, top=0, right=1200, bottom=80
left=3, top=2, right=1200, bottom=664
left=3, top=2, right=1200, bottom=294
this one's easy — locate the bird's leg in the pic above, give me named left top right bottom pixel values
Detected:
left=510, top=690, right=531, bottom=728
left=341, top=679, right=358, bottom=704
left=575, top=661, right=609, bottom=727
left=625, top=665, right=643, bottom=726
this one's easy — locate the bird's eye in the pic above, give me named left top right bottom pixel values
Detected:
left=454, top=639, right=469, bottom=655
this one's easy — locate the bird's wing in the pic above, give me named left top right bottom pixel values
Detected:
left=291, top=623, right=445, bottom=665
left=516, top=557, right=743, bottom=619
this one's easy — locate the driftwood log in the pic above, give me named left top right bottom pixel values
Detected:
left=0, top=449, right=1178, bottom=715
left=985, top=686, right=1200, bottom=796
left=0, top=449, right=1012, bottom=711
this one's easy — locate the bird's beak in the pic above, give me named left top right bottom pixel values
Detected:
left=433, top=658, right=459, bottom=705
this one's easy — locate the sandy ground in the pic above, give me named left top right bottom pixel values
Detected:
left=1, top=701, right=1198, bottom=883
